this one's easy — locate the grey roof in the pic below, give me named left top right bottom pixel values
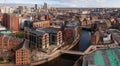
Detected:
left=36, top=27, right=59, bottom=34
left=14, top=39, right=28, bottom=50
left=25, top=27, right=46, bottom=37
left=66, top=20, right=80, bottom=26
left=31, top=30, right=45, bottom=37
left=21, top=39, right=29, bottom=49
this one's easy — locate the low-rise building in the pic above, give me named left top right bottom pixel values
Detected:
left=36, top=27, right=63, bottom=45
left=24, top=27, right=49, bottom=49
left=16, top=40, right=30, bottom=66
left=32, top=20, right=50, bottom=28
left=24, top=27, right=63, bottom=49
left=103, top=32, right=112, bottom=44
left=91, top=31, right=100, bottom=45
left=0, top=24, right=6, bottom=31
left=0, top=34, right=22, bottom=51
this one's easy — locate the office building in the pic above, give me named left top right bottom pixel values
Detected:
left=35, top=4, right=37, bottom=10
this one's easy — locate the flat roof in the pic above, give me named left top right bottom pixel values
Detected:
left=83, top=48, right=120, bottom=66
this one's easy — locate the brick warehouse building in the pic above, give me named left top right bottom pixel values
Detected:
left=0, top=34, right=22, bottom=51
left=24, top=27, right=63, bottom=49
left=24, top=27, right=49, bottom=49
left=91, top=31, right=100, bottom=45
left=36, top=27, right=63, bottom=46
left=32, top=20, right=50, bottom=28
left=16, top=40, right=30, bottom=66
left=1, top=13, right=19, bottom=31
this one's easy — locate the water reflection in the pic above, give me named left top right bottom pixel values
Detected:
left=37, top=30, right=91, bottom=66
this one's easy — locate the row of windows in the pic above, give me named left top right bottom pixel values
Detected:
left=33, top=23, right=50, bottom=28
left=16, top=62, right=29, bottom=65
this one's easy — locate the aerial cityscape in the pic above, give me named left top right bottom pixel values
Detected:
left=0, top=0, right=120, bottom=66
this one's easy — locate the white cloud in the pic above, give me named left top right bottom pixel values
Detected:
left=52, top=0, right=109, bottom=3
left=96, top=0, right=107, bottom=2
left=70, top=4, right=78, bottom=7
left=52, top=0, right=92, bottom=3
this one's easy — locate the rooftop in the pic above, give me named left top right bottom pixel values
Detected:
left=36, top=27, right=59, bottom=34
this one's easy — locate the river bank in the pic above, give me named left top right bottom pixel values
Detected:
left=37, top=30, right=91, bottom=66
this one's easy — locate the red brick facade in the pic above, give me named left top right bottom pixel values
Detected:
left=1, top=14, right=19, bottom=31
left=33, top=21, right=50, bottom=28
left=91, top=31, right=100, bottom=44
left=0, top=34, right=21, bottom=51
left=16, top=48, right=30, bottom=65
left=10, top=15, right=19, bottom=31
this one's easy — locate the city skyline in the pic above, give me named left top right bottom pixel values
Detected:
left=0, top=0, right=120, bottom=8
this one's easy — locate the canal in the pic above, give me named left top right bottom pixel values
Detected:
left=38, top=30, right=91, bottom=66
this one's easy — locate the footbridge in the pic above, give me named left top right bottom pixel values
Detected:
left=60, top=50, right=85, bottom=55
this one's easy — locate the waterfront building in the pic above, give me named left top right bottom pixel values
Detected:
left=65, top=21, right=80, bottom=39
left=92, top=19, right=111, bottom=31
left=103, top=32, right=112, bottom=44
left=16, top=40, right=30, bottom=66
left=0, top=34, right=22, bottom=51
left=64, top=28, right=74, bottom=43
left=36, top=27, right=63, bottom=45
left=24, top=27, right=49, bottom=49
left=24, top=27, right=63, bottom=49
left=91, top=31, right=100, bottom=45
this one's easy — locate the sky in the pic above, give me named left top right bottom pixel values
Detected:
left=0, top=0, right=120, bottom=7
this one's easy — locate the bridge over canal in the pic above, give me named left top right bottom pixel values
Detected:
left=60, top=50, right=85, bottom=55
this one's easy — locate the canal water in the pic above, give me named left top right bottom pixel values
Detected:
left=38, top=30, right=91, bottom=66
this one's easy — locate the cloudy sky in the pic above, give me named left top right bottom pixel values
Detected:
left=0, top=0, right=120, bottom=7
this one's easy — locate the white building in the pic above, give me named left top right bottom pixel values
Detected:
left=19, top=17, right=32, bottom=30
left=0, top=24, right=6, bottom=31
left=0, top=6, right=14, bottom=13
left=103, top=33, right=112, bottom=43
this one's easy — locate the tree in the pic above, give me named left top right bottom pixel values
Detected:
left=0, top=57, right=3, bottom=61
left=15, top=32, right=24, bottom=38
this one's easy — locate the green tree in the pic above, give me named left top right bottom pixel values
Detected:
left=0, top=57, right=3, bottom=61
left=15, top=32, right=24, bottom=38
